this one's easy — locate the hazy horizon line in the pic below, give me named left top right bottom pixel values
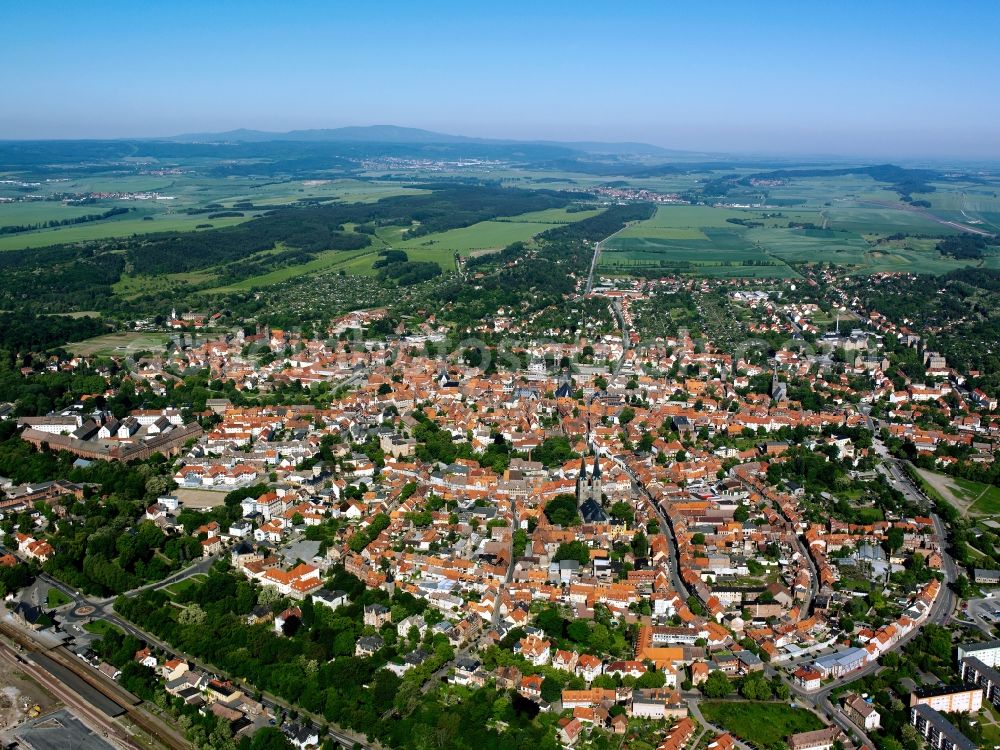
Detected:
left=1, top=124, right=999, bottom=167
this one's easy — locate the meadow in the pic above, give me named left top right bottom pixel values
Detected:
left=493, top=207, right=603, bottom=223
left=914, top=469, right=1000, bottom=517
left=163, top=575, right=208, bottom=598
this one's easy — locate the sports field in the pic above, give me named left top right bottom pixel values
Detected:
left=68, top=331, right=172, bottom=357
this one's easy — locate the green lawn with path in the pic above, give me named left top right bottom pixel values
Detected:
left=83, top=619, right=123, bottom=637
left=46, top=588, right=71, bottom=607
left=163, top=575, right=207, bottom=597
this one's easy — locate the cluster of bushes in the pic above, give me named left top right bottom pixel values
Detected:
left=936, top=234, right=993, bottom=259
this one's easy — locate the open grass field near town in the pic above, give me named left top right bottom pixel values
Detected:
left=698, top=701, right=825, bottom=747
left=914, top=468, right=1000, bottom=517
left=67, top=331, right=172, bottom=357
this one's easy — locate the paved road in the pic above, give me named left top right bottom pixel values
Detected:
left=491, top=497, right=517, bottom=630
left=777, top=436, right=959, bottom=748
left=610, top=299, right=630, bottom=376
left=731, top=472, right=820, bottom=613
left=614, top=457, right=690, bottom=599
left=41, top=555, right=216, bottom=612
left=584, top=226, right=628, bottom=295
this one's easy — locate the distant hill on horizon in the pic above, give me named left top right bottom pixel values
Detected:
left=164, top=124, right=690, bottom=157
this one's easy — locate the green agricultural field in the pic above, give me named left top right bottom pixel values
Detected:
left=751, top=226, right=871, bottom=263
left=0, top=211, right=252, bottom=251
left=699, top=701, right=825, bottom=747
left=603, top=206, right=789, bottom=263
left=395, top=220, right=556, bottom=253
left=859, top=246, right=979, bottom=275
left=823, top=205, right=961, bottom=235
left=0, top=201, right=122, bottom=228
left=602, top=207, right=800, bottom=277
left=765, top=174, right=902, bottom=206
left=629, top=204, right=761, bottom=230
left=610, top=228, right=758, bottom=256
left=617, top=226, right=708, bottom=241
left=493, top=207, right=602, bottom=223
left=219, top=179, right=430, bottom=207
left=0, top=176, right=429, bottom=252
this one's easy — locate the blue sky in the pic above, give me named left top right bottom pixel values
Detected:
left=3, top=1, right=999, bottom=157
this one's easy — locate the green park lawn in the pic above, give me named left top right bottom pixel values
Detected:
left=83, top=619, right=123, bottom=637
left=46, top=588, right=71, bottom=607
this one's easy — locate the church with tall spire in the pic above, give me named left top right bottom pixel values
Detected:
left=576, top=451, right=608, bottom=523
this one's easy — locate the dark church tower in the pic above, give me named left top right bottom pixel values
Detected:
left=575, top=454, right=588, bottom=504
left=576, top=452, right=602, bottom=508
left=589, top=452, right=602, bottom=502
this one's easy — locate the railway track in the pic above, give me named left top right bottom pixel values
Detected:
left=0, top=622, right=190, bottom=750
left=0, top=639, right=142, bottom=750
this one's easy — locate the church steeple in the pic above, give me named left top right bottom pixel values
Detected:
left=577, top=447, right=607, bottom=523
